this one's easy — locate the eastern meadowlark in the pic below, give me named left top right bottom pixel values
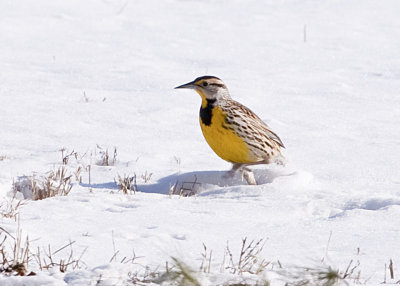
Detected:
left=175, top=76, right=285, bottom=185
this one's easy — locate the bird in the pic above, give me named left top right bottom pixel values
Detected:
left=175, top=76, right=285, bottom=185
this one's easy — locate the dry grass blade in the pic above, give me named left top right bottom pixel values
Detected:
left=169, top=176, right=201, bottom=197
left=389, top=259, right=394, bottom=280
left=34, top=240, right=86, bottom=273
left=282, top=266, right=340, bottom=286
left=96, top=145, right=117, bottom=166
left=116, top=174, right=137, bottom=194
left=31, top=167, right=73, bottom=200
left=13, top=166, right=74, bottom=201
left=200, top=243, right=212, bottom=273
left=225, top=237, right=270, bottom=275
left=141, top=171, right=153, bottom=183
left=127, top=265, right=163, bottom=285
left=60, top=148, right=78, bottom=165
left=0, top=221, right=33, bottom=276
left=279, top=259, right=362, bottom=286
left=0, top=195, right=25, bottom=221
left=163, top=257, right=201, bottom=286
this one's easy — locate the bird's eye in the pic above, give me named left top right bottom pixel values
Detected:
left=202, top=82, right=208, bottom=87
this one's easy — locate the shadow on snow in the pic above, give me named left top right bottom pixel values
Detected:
left=80, top=167, right=290, bottom=196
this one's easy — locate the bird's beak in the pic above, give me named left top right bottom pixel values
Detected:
left=174, top=80, right=197, bottom=90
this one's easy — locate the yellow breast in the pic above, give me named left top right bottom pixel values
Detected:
left=200, top=106, right=255, bottom=164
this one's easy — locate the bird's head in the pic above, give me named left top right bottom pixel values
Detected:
left=175, top=76, right=230, bottom=103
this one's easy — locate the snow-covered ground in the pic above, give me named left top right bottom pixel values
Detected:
left=1, top=0, right=400, bottom=285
